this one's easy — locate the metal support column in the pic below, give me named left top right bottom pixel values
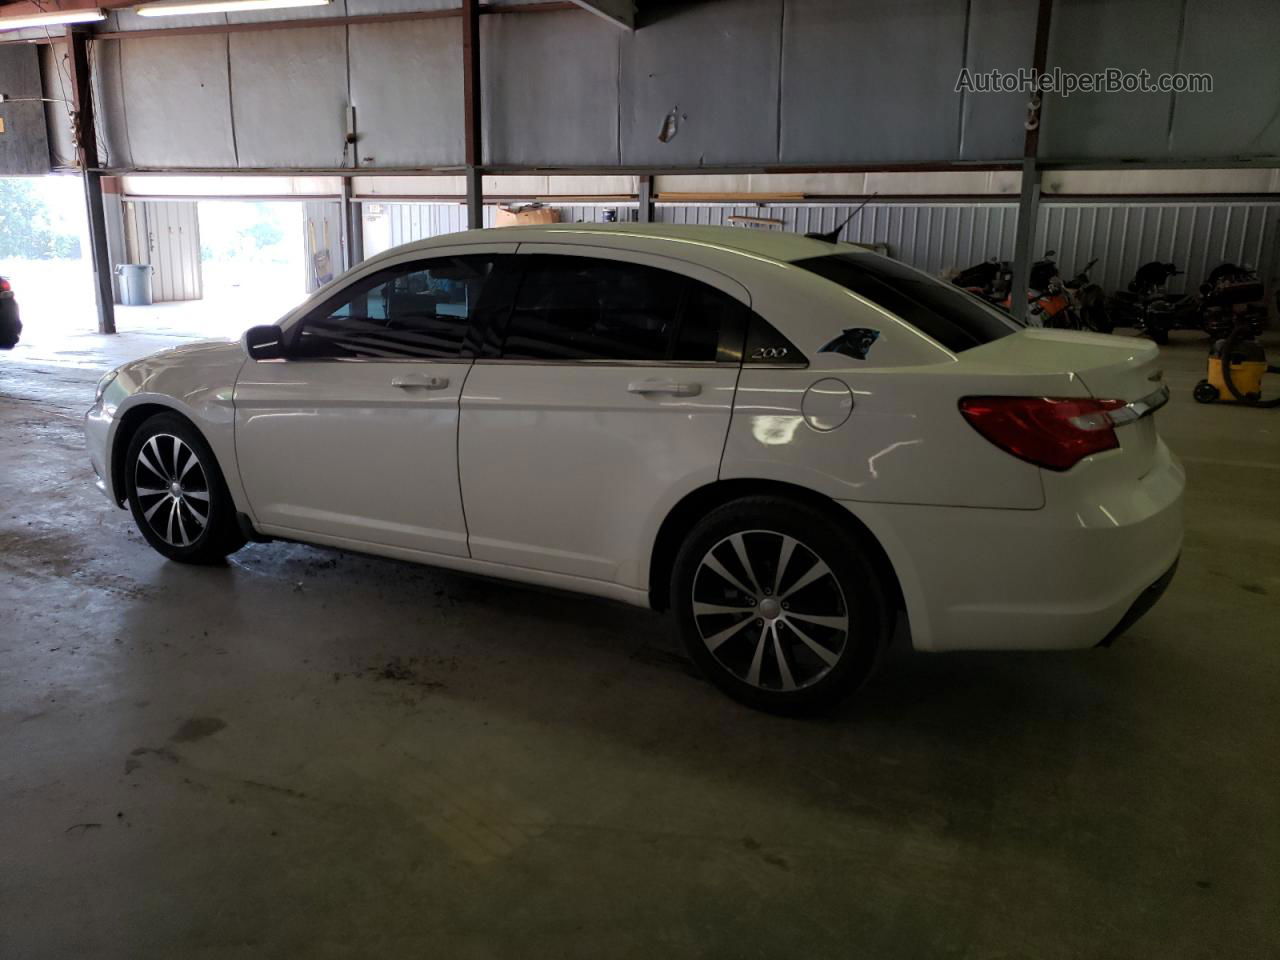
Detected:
left=462, top=0, right=484, bottom=229
left=1009, top=0, right=1053, bottom=323
left=1010, top=158, right=1041, bottom=323
left=637, top=174, right=654, bottom=223
left=341, top=177, right=363, bottom=269
left=465, top=168, right=483, bottom=230
left=66, top=27, right=116, bottom=334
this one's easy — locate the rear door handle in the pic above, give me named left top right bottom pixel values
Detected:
left=392, top=375, right=450, bottom=390
left=627, top=379, right=702, bottom=397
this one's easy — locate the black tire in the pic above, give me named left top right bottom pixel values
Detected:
left=671, top=496, right=892, bottom=715
left=124, top=412, right=246, bottom=564
left=1149, top=326, right=1170, bottom=345
left=1193, top=380, right=1219, bottom=404
left=1082, top=305, right=1113, bottom=334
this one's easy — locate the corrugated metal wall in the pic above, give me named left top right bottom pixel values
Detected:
left=356, top=198, right=1280, bottom=293
left=657, top=202, right=1021, bottom=278
left=360, top=202, right=640, bottom=258
left=122, top=200, right=203, bottom=302
left=1035, top=202, right=1280, bottom=294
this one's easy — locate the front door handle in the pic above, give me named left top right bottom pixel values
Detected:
left=627, top=379, right=702, bottom=397
left=392, top=375, right=450, bottom=390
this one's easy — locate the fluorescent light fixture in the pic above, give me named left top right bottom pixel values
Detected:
left=136, top=0, right=330, bottom=15
left=0, top=8, right=105, bottom=30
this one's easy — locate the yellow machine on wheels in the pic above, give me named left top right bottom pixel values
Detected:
left=1194, top=323, right=1279, bottom=408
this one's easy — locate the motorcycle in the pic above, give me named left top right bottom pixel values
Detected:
left=1063, top=257, right=1110, bottom=333
left=1002, top=251, right=1082, bottom=329
left=1197, top=263, right=1268, bottom=340
left=954, top=251, right=1081, bottom=327
left=952, top=257, right=1011, bottom=306
left=1108, top=261, right=1267, bottom=343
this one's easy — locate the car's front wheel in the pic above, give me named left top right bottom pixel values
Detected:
left=124, top=412, right=246, bottom=564
left=672, top=497, right=892, bottom=714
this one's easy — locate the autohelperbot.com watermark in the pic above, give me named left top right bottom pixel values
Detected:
left=956, top=67, right=1213, bottom=97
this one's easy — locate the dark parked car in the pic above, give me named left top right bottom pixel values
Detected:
left=0, top=276, right=21, bottom=349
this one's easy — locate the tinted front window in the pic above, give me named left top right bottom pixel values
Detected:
left=795, top=253, right=1021, bottom=353
left=294, top=255, right=501, bottom=360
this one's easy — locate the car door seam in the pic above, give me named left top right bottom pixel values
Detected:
left=456, top=359, right=478, bottom=560
left=229, top=356, right=261, bottom=525
left=717, top=362, right=746, bottom=482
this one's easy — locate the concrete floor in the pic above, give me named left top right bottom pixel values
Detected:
left=1, top=322, right=1277, bottom=959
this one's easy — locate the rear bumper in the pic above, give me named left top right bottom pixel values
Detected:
left=1098, top=558, right=1179, bottom=647
left=842, top=440, right=1185, bottom=652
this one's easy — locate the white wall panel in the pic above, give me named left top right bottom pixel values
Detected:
left=88, top=38, right=133, bottom=170
left=1040, top=0, right=1184, bottom=161
left=347, top=19, right=463, bottom=167
left=1170, top=0, right=1280, bottom=159
left=119, top=35, right=236, bottom=168
left=781, top=0, right=969, bottom=164
left=482, top=10, right=621, bottom=166
left=618, top=0, right=782, bottom=167
left=230, top=28, right=349, bottom=168
left=958, top=0, right=1037, bottom=161
left=64, top=0, right=1280, bottom=172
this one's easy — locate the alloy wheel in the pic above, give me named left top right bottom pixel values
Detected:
left=133, top=433, right=210, bottom=548
left=691, top=530, right=849, bottom=692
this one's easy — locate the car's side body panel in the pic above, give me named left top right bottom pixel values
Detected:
left=460, top=361, right=741, bottom=587
left=722, top=364, right=1053, bottom=511
left=232, top=239, right=521, bottom=555
left=88, top=340, right=250, bottom=512
left=234, top=357, right=474, bottom=556
left=458, top=241, right=747, bottom=589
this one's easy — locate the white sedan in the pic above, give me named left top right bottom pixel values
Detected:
left=85, top=224, right=1183, bottom=712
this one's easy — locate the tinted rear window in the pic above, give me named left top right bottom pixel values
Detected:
left=794, top=253, right=1021, bottom=353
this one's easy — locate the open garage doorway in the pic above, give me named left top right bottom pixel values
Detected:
left=117, top=199, right=310, bottom=339
left=196, top=199, right=309, bottom=332
left=0, top=175, right=93, bottom=340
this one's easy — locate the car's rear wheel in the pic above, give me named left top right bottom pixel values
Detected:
left=671, top=497, right=892, bottom=714
left=124, top=413, right=246, bottom=564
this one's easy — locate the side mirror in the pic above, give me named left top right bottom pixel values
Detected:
left=244, top=325, right=285, bottom=360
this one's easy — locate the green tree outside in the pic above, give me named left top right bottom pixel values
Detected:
left=0, top=178, right=82, bottom=260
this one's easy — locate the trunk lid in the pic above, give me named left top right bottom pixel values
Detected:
left=963, top=329, right=1167, bottom=478
left=965, top=329, right=1163, bottom=401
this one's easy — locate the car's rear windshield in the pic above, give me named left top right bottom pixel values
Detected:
left=794, top=253, right=1022, bottom=353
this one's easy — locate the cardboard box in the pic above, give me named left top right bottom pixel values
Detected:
left=494, top=205, right=560, bottom=227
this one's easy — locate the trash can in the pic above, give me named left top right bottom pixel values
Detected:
left=116, top=264, right=154, bottom=306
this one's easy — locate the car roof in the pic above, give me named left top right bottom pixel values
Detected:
left=395, top=222, right=860, bottom=264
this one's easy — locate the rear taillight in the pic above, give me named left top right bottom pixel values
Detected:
left=0, top=278, right=10, bottom=293
left=959, top=396, right=1126, bottom=471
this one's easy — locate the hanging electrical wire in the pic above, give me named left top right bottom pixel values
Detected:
left=87, top=37, right=112, bottom=167
left=16, top=0, right=96, bottom=170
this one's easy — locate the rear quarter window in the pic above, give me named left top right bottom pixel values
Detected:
left=794, top=253, right=1021, bottom=353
